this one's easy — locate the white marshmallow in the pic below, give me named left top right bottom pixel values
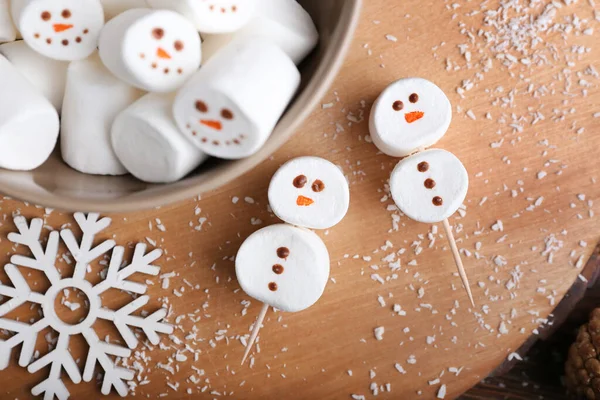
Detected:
left=0, top=40, right=68, bottom=111
left=98, top=9, right=201, bottom=93
left=201, top=0, right=318, bottom=65
left=269, top=157, right=350, bottom=230
left=112, top=93, right=208, bottom=183
left=0, top=54, right=58, bottom=170
left=173, top=38, right=300, bottom=159
left=11, top=0, right=104, bottom=61
left=0, top=0, right=17, bottom=42
left=390, top=149, right=468, bottom=224
left=61, top=53, right=144, bottom=176
left=236, top=224, right=330, bottom=313
left=99, top=0, right=148, bottom=21
left=369, top=78, right=452, bottom=157
left=146, top=0, right=254, bottom=34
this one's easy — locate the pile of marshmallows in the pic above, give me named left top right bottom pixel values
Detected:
left=0, top=0, right=318, bottom=183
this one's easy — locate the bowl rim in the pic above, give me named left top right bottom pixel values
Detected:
left=3, top=0, right=363, bottom=213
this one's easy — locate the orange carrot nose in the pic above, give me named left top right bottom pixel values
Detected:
left=296, top=195, right=314, bottom=206
left=53, top=24, right=73, bottom=33
left=405, top=111, right=425, bottom=124
left=200, top=120, right=222, bottom=131
left=156, top=47, right=171, bottom=59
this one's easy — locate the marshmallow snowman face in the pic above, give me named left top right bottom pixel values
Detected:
left=390, top=149, right=468, bottom=224
left=369, top=78, right=452, bottom=157
left=193, top=0, right=253, bottom=32
left=268, top=157, right=350, bottom=230
left=235, top=224, right=330, bottom=313
left=14, top=0, right=104, bottom=61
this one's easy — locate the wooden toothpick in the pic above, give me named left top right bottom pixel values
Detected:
left=241, top=303, right=270, bottom=365
left=442, top=218, right=475, bottom=307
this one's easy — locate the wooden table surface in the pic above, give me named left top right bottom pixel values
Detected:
left=1, top=0, right=600, bottom=399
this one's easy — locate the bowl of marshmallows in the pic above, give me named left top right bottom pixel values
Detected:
left=0, top=0, right=361, bottom=212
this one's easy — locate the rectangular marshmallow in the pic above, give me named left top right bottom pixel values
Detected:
left=112, top=93, right=208, bottom=183
left=202, top=0, right=318, bottom=65
left=61, top=52, right=143, bottom=176
left=99, top=0, right=148, bottom=21
left=0, top=54, right=59, bottom=170
left=173, top=38, right=300, bottom=160
left=0, top=0, right=16, bottom=42
left=0, top=40, right=68, bottom=111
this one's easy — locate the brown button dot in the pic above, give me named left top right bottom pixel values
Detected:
left=312, top=180, right=325, bottom=192
left=293, top=175, right=307, bottom=188
left=177, top=68, right=183, bottom=74
left=213, top=140, right=220, bottom=146
left=393, top=100, right=404, bottom=111
left=75, top=37, right=81, bottom=43
left=277, top=247, right=290, bottom=259
left=83, top=29, right=89, bottom=34
left=268, top=282, right=277, bottom=291
left=164, top=68, right=169, bottom=74
left=34, top=33, right=40, bottom=38
left=41, top=11, right=51, bottom=21
left=196, top=100, right=208, bottom=113
left=233, top=139, right=240, bottom=145
left=221, top=108, right=234, bottom=120
left=201, top=137, right=207, bottom=143
left=151, top=63, right=157, bottom=69
left=424, top=178, right=436, bottom=189
left=272, top=264, right=284, bottom=274
left=174, top=40, right=184, bottom=51
left=409, top=93, right=419, bottom=103
left=417, top=161, right=429, bottom=172
left=191, top=131, right=197, bottom=136
left=61, top=39, right=69, bottom=46
left=140, top=53, right=145, bottom=59
left=432, top=196, right=443, bottom=206
left=46, top=38, right=52, bottom=44
left=232, top=5, right=237, bottom=11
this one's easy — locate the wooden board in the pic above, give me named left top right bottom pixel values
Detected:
left=1, top=0, right=600, bottom=398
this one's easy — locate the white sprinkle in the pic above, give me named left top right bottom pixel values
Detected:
left=437, top=384, right=447, bottom=399
left=374, top=326, right=385, bottom=341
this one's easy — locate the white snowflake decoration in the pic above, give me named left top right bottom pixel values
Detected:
left=0, top=213, right=173, bottom=400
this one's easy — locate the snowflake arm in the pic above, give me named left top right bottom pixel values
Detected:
left=0, top=318, right=48, bottom=369
left=93, top=244, right=162, bottom=296
left=82, top=328, right=133, bottom=397
left=0, top=263, right=45, bottom=316
left=60, top=213, right=116, bottom=280
left=8, top=217, right=60, bottom=284
left=97, top=296, right=173, bottom=349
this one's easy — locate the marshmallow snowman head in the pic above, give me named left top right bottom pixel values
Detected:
left=369, top=78, right=452, bottom=157
left=390, top=149, right=468, bottom=224
left=268, top=157, right=350, bottom=230
left=14, top=0, right=104, bottom=61
left=236, top=224, right=330, bottom=313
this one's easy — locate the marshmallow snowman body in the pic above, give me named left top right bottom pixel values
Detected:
left=98, top=9, right=202, bottom=93
left=112, top=93, right=208, bottom=183
left=0, top=54, right=58, bottom=170
left=269, top=157, right=350, bottom=230
left=0, top=0, right=17, bottom=42
left=146, top=0, right=255, bottom=34
left=173, top=38, right=300, bottom=159
left=61, top=53, right=143, bottom=176
left=0, top=40, right=68, bottom=111
left=202, top=0, right=318, bottom=65
left=369, top=78, right=452, bottom=157
left=11, top=0, right=105, bottom=61
left=236, top=224, right=330, bottom=313
left=99, top=0, right=148, bottom=21
left=390, top=149, right=468, bottom=224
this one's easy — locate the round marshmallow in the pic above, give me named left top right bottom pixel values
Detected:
left=0, top=54, right=58, bottom=171
left=61, top=52, right=143, bottom=176
left=99, top=0, right=148, bottom=21
left=390, top=149, right=468, bottom=224
left=268, top=157, right=350, bottom=230
left=98, top=9, right=201, bottom=93
left=11, top=0, right=104, bottom=61
left=173, top=38, right=300, bottom=159
left=0, top=0, right=17, bottom=42
left=0, top=40, right=68, bottom=111
left=236, top=224, right=330, bottom=313
left=201, top=0, right=318, bottom=65
left=146, top=0, right=255, bottom=34
left=369, top=78, right=452, bottom=157
left=112, top=93, right=208, bottom=183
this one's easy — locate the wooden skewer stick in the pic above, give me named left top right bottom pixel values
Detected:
left=442, top=218, right=475, bottom=307
left=241, top=303, right=270, bottom=365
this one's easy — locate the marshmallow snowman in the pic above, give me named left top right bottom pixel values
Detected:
left=99, top=0, right=148, bottom=21
left=390, top=149, right=468, bottom=224
left=369, top=78, right=452, bottom=157
left=173, top=38, right=300, bottom=159
left=98, top=9, right=201, bottom=93
left=11, top=0, right=104, bottom=61
left=146, top=0, right=255, bottom=34
left=0, top=0, right=17, bottom=42
left=236, top=224, right=330, bottom=313
left=268, top=157, right=350, bottom=230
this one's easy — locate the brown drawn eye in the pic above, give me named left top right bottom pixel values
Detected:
left=312, top=180, right=325, bottom=192
left=41, top=11, right=51, bottom=21
left=393, top=100, right=404, bottom=111
left=152, top=28, right=164, bottom=40
left=61, top=9, right=71, bottom=18
left=195, top=100, right=208, bottom=113
left=221, top=109, right=233, bottom=120
left=409, top=93, right=419, bottom=103
left=174, top=40, right=184, bottom=51
left=293, top=175, right=307, bottom=188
